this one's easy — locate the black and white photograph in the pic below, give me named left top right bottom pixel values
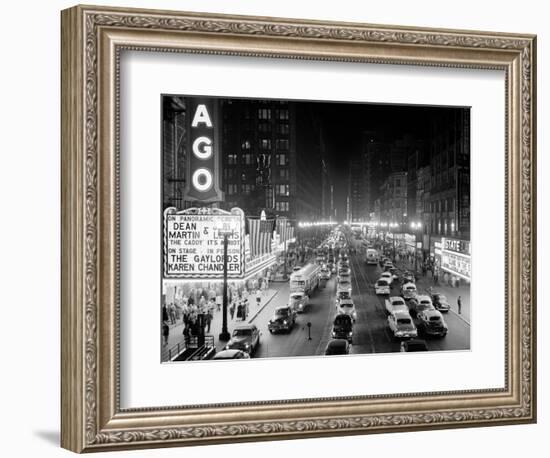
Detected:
left=160, top=95, right=471, bottom=362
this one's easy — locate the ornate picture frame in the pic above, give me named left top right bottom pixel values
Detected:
left=61, top=4, right=536, bottom=453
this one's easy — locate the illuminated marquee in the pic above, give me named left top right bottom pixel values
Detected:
left=441, top=237, right=471, bottom=281
left=183, top=98, right=224, bottom=202
left=164, top=207, right=245, bottom=279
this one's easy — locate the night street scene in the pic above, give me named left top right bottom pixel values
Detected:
left=160, top=95, right=471, bottom=363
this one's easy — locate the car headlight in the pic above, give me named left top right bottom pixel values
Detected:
left=283, top=320, right=288, bottom=325
left=244, top=343, right=250, bottom=349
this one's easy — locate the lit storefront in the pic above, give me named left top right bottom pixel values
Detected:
left=440, top=237, right=471, bottom=284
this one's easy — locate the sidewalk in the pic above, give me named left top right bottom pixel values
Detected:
left=162, top=287, right=281, bottom=359
left=393, top=258, right=471, bottom=324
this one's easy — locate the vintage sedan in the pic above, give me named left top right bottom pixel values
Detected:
left=408, top=294, right=436, bottom=316
left=402, top=271, right=416, bottom=284
left=417, top=309, right=448, bottom=337
left=385, top=296, right=408, bottom=315
left=224, top=324, right=261, bottom=354
left=401, top=282, right=418, bottom=301
left=387, top=310, right=418, bottom=339
left=380, top=271, right=393, bottom=284
left=336, top=279, right=352, bottom=296
left=431, top=293, right=451, bottom=313
left=268, top=306, right=297, bottom=333
left=332, top=314, right=353, bottom=343
left=375, top=278, right=391, bottom=295
left=319, top=267, right=331, bottom=280
left=324, top=339, right=351, bottom=355
left=289, top=291, right=309, bottom=313
left=336, top=298, right=357, bottom=322
left=212, top=349, right=251, bottom=360
left=400, top=339, right=429, bottom=352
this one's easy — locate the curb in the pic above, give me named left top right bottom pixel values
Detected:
left=248, top=290, right=280, bottom=323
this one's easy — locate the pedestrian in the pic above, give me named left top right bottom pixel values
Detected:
left=205, top=306, right=213, bottom=333
left=162, top=321, right=169, bottom=346
left=256, top=288, right=262, bottom=307
left=162, top=303, right=169, bottom=323
left=169, top=302, right=176, bottom=324
left=457, top=296, right=462, bottom=314
left=243, top=299, right=249, bottom=321
left=229, top=300, right=236, bottom=320
left=236, top=302, right=243, bottom=321
left=216, top=293, right=222, bottom=312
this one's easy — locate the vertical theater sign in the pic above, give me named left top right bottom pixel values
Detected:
left=184, top=98, right=224, bottom=203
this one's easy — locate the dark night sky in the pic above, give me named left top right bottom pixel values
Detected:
left=306, top=102, right=456, bottom=215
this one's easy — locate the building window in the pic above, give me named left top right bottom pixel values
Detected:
left=277, top=123, right=289, bottom=135
left=275, top=184, right=290, bottom=196
left=241, top=139, right=251, bottom=151
left=227, top=184, right=238, bottom=195
left=224, top=169, right=236, bottom=180
left=227, top=154, right=237, bottom=165
left=275, top=201, right=289, bottom=212
left=260, top=138, right=271, bottom=149
left=258, top=123, right=271, bottom=133
left=276, top=153, right=288, bottom=166
left=276, top=109, right=289, bottom=120
left=258, top=108, right=271, bottom=120
left=276, top=138, right=289, bottom=150
left=242, top=184, right=254, bottom=194
left=243, top=153, right=254, bottom=165
left=279, top=168, right=290, bottom=180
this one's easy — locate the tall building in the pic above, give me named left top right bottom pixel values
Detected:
left=380, top=171, right=408, bottom=225
left=424, top=108, right=470, bottom=243
left=361, top=131, right=390, bottom=217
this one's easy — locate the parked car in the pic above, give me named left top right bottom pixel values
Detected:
left=212, top=349, right=251, bottom=360
left=431, top=293, right=451, bottom=313
left=408, top=294, right=435, bottom=316
left=387, top=310, right=418, bottom=339
left=400, top=339, right=429, bottom=352
left=401, top=282, right=418, bottom=300
left=268, top=306, right=296, bottom=333
left=324, top=339, right=351, bottom=355
left=332, top=314, right=353, bottom=343
left=417, top=309, right=448, bottom=337
left=289, top=291, right=309, bottom=313
left=385, top=296, right=408, bottom=315
left=224, top=324, right=261, bottom=354
left=336, top=298, right=357, bottom=322
left=375, top=278, right=390, bottom=295
left=383, top=260, right=394, bottom=270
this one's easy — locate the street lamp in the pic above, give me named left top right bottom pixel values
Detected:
left=215, top=222, right=235, bottom=342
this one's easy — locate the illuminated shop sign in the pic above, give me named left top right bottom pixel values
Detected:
left=183, top=99, right=224, bottom=202
left=440, top=251, right=471, bottom=281
left=164, top=207, right=244, bottom=279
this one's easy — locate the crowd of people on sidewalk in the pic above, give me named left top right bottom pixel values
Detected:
left=161, top=274, right=273, bottom=346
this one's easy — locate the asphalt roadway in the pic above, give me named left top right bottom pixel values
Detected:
left=251, top=252, right=470, bottom=358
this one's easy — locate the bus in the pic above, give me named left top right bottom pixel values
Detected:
left=365, top=248, right=379, bottom=265
left=289, top=263, right=321, bottom=296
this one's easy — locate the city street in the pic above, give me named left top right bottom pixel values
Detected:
left=243, top=252, right=470, bottom=358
